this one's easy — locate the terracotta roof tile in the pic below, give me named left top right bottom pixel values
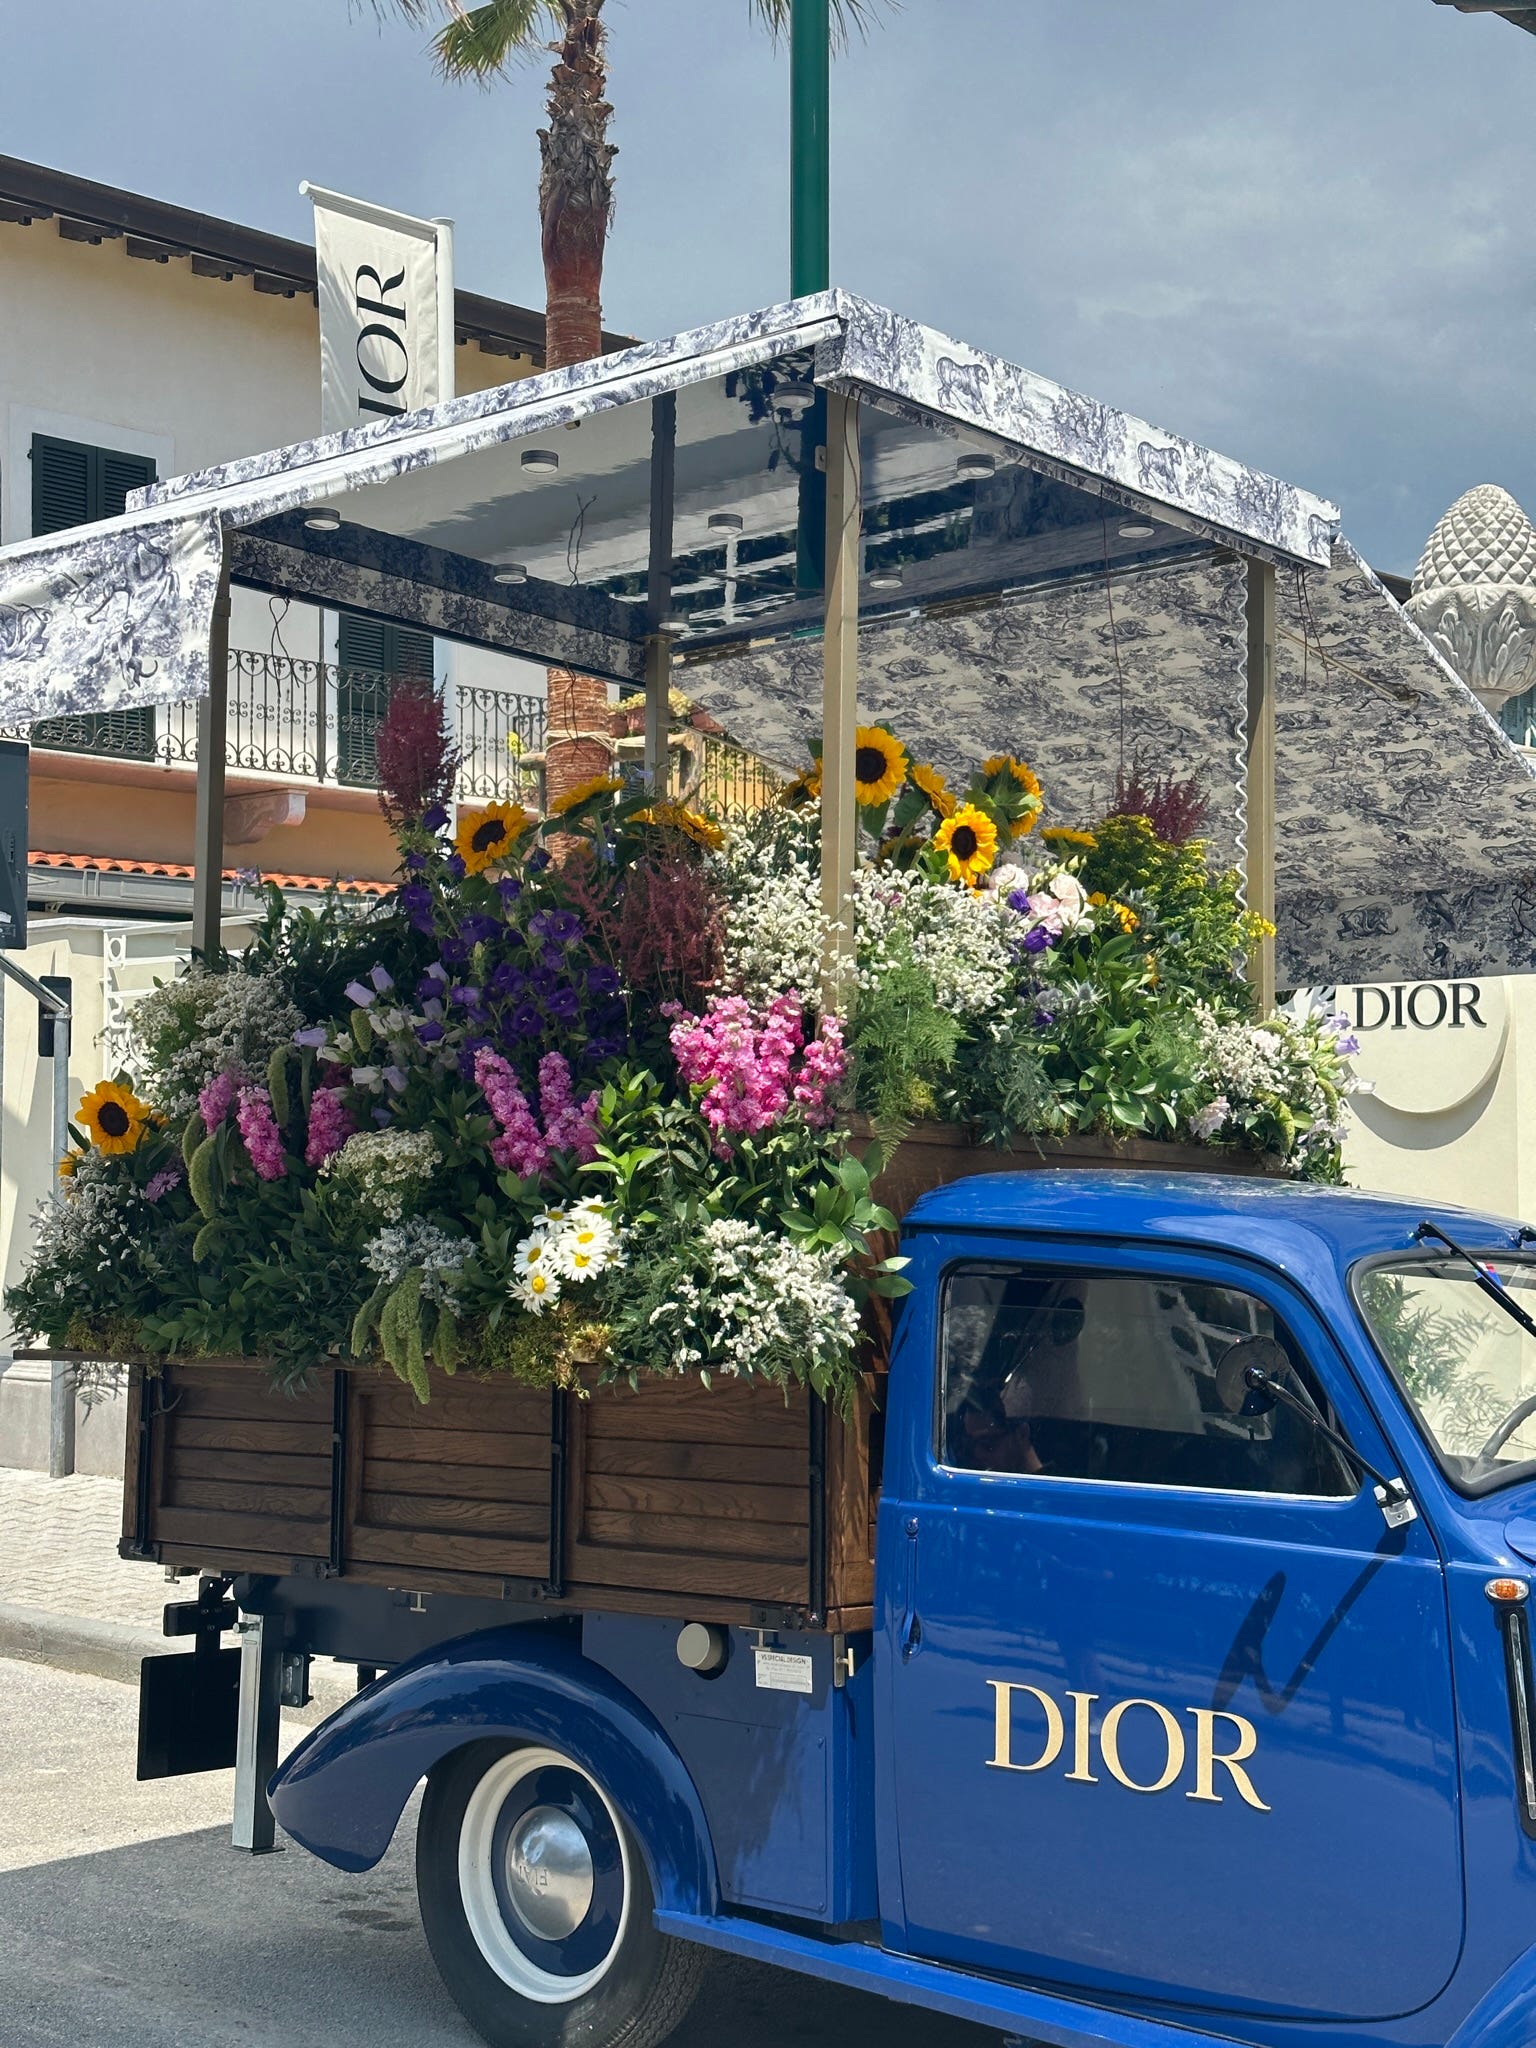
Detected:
left=29, top=851, right=392, bottom=897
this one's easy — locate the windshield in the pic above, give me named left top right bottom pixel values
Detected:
left=1356, top=1255, right=1536, bottom=1493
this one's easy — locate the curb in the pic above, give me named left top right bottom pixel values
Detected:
left=0, top=1600, right=162, bottom=1686
left=0, top=1599, right=351, bottom=1721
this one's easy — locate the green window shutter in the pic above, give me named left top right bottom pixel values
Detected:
left=31, top=436, right=160, bottom=760
left=30, top=436, right=93, bottom=535
left=99, top=448, right=157, bottom=518
left=335, top=611, right=436, bottom=787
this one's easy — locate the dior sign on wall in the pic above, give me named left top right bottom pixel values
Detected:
left=1336, top=980, right=1509, bottom=1115
left=301, top=183, right=455, bottom=432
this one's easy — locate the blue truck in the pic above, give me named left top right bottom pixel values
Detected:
left=122, top=1167, right=1536, bottom=2048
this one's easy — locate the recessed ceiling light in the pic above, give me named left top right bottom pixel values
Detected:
left=868, top=570, right=904, bottom=591
left=776, top=385, right=815, bottom=418
left=303, top=505, right=342, bottom=532
left=1118, top=520, right=1157, bottom=540
left=709, top=511, right=744, bottom=533
left=957, top=452, right=996, bottom=479
left=520, top=448, right=559, bottom=474
left=493, top=564, right=528, bottom=585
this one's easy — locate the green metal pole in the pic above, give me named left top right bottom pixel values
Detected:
left=790, top=0, right=831, bottom=295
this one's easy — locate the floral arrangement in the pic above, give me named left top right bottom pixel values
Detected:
left=6, top=707, right=1359, bottom=1411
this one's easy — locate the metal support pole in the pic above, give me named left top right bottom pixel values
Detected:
left=644, top=393, right=677, bottom=791
left=192, top=535, right=233, bottom=964
left=819, top=390, right=860, bottom=1010
left=432, top=215, right=457, bottom=404
left=232, top=1611, right=283, bottom=1853
left=1245, top=559, right=1278, bottom=1014
left=0, top=955, right=76, bottom=1474
left=790, top=0, right=831, bottom=296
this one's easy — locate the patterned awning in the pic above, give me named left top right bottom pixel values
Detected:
left=1, top=290, right=1530, bottom=981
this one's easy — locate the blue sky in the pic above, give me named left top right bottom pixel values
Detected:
left=4, top=0, right=1532, bottom=572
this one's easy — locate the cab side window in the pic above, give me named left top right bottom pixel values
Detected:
left=941, top=1265, right=1356, bottom=1497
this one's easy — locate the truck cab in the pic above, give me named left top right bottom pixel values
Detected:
left=267, top=1171, right=1536, bottom=2048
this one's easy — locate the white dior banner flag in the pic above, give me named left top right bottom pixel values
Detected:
left=300, top=182, right=455, bottom=433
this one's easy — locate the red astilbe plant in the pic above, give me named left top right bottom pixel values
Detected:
left=373, top=675, right=460, bottom=832
left=1108, top=763, right=1210, bottom=845
left=614, top=856, right=724, bottom=1009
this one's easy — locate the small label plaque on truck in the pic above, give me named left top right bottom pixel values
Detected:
left=755, top=1649, right=814, bottom=1695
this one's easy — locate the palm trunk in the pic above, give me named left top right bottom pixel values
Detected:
left=539, top=0, right=615, bottom=372
left=539, top=3, right=619, bottom=829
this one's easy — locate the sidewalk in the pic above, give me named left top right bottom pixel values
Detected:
left=0, top=1469, right=170, bottom=1682
left=0, top=1467, right=345, bottom=1714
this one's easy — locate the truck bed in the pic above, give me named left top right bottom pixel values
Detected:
left=120, top=1361, right=876, bottom=1632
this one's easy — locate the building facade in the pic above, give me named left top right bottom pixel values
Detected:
left=0, top=156, right=559, bottom=1464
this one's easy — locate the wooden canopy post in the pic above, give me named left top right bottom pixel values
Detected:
left=819, top=389, right=860, bottom=1009
left=191, top=532, right=233, bottom=964
left=643, top=392, right=677, bottom=789
left=1245, top=559, right=1277, bottom=1012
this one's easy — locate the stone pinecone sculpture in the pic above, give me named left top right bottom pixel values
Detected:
left=1407, top=484, right=1536, bottom=711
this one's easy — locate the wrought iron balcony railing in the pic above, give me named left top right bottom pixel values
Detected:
left=13, top=653, right=547, bottom=809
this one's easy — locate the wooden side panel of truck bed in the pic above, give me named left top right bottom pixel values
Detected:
left=122, top=1362, right=876, bottom=1632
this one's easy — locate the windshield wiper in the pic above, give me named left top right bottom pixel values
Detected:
left=1417, top=1220, right=1536, bottom=1466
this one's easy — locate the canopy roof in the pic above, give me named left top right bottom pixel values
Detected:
left=1, top=288, right=1531, bottom=985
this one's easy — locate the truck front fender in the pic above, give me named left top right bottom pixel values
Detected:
left=267, top=1626, right=719, bottom=1915
left=1446, top=1945, right=1536, bottom=2048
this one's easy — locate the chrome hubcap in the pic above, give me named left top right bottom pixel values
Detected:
left=503, top=1805, right=595, bottom=1942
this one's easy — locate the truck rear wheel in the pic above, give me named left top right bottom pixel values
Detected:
left=416, top=1739, right=704, bottom=2048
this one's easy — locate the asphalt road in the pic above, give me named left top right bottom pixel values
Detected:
left=0, top=1656, right=1003, bottom=2048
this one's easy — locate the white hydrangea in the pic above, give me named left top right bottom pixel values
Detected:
left=321, top=1129, right=439, bottom=1220
left=644, top=1218, right=860, bottom=1382
left=851, top=866, right=1015, bottom=1017
left=363, top=1218, right=470, bottom=1305
left=128, top=968, right=303, bottom=1119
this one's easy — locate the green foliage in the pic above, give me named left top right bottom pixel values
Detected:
left=848, top=944, right=962, bottom=1143
left=239, top=883, right=425, bottom=1025
left=939, top=1011, right=1053, bottom=1149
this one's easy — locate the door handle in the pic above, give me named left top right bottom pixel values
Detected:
left=900, top=1515, right=922, bottom=1660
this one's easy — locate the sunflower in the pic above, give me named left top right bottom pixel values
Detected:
left=57, top=1150, right=82, bottom=1180
left=78, top=1079, right=151, bottom=1157
left=781, top=763, right=822, bottom=808
left=634, top=802, right=724, bottom=851
left=934, top=803, right=999, bottom=886
left=1042, top=826, right=1097, bottom=853
left=981, top=754, right=1044, bottom=837
left=908, top=761, right=956, bottom=819
left=454, top=801, right=532, bottom=874
left=550, top=773, right=623, bottom=818
left=853, top=726, right=908, bottom=807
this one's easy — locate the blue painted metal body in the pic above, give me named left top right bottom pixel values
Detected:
left=270, top=1172, right=1536, bottom=2048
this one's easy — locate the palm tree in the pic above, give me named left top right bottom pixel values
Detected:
left=386, top=0, right=883, bottom=371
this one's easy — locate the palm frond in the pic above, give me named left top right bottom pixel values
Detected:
left=359, top=0, right=564, bottom=76
left=749, top=0, right=895, bottom=53
left=434, top=0, right=567, bottom=78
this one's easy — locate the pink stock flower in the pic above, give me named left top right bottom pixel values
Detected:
left=537, top=1052, right=600, bottom=1163
left=199, top=1070, right=237, bottom=1134
left=304, top=1086, right=354, bottom=1170
left=670, top=992, right=845, bottom=1141
left=794, top=1014, right=848, bottom=1129
left=473, top=1047, right=549, bottom=1179
left=236, top=1086, right=287, bottom=1182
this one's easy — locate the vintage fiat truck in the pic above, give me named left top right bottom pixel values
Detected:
left=125, top=1167, right=1536, bottom=2048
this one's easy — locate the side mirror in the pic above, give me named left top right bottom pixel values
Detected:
left=1218, top=1337, right=1419, bottom=1532
left=1214, top=1336, right=1290, bottom=1419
